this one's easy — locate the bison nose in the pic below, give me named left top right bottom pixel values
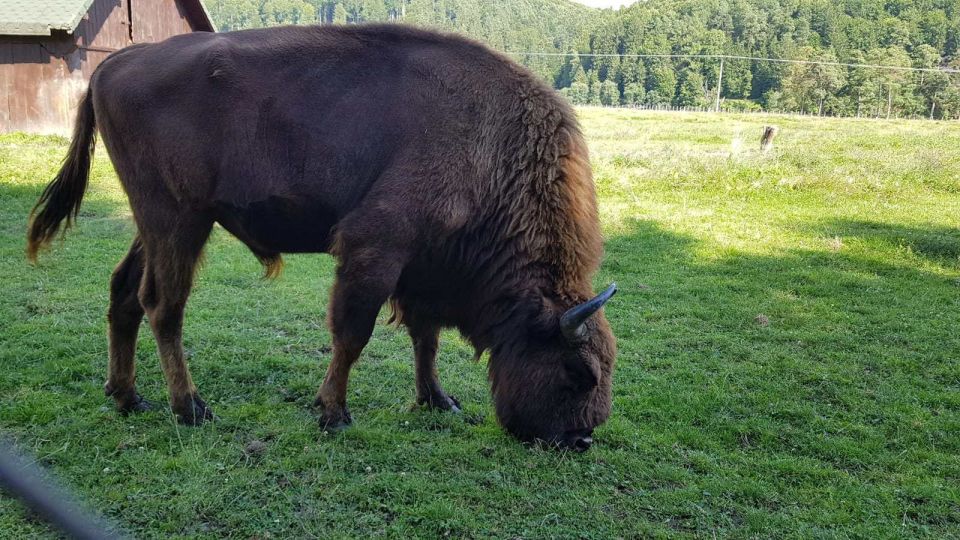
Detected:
left=561, top=429, right=594, bottom=452
left=572, top=436, right=593, bottom=452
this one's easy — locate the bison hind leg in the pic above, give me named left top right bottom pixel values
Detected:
left=105, top=237, right=151, bottom=413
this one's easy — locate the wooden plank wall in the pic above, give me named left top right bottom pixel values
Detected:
left=0, top=0, right=129, bottom=133
left=132, top=0, right=194, bottom=43
left=0, top=0, right=201, bottom=134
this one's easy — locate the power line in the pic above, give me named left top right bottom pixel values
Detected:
left=504, top=51, right=960, bottom=75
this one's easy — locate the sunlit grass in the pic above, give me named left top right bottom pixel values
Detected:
left=1, top=109, right=958, bottom=538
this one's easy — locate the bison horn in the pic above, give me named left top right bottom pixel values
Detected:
left=560, top=283, right=617, bottom=343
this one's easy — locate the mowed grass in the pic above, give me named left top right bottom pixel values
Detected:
left=1, top=108, right=959, bottom=538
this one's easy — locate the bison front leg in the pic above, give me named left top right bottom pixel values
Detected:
left=409, top=324, right=460, bottom=412
left=315, top=246, right=406, bottom=430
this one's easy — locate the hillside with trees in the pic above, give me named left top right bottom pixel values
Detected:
left=206, top=0, right=960, bottom=118
left=208, top=0, right=596, bottom=83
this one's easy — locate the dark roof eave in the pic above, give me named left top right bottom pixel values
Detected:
left=0, top=0, right=215, bottom=37
left=180, top=0, right=216, bottom=32
left=0, top=0, right=96, bottom=36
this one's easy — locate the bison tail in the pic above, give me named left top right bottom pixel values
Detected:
left=26, top=88, right=97, bottom=263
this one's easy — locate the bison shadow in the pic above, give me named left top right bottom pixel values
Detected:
left=812, top=218, right=960, bottom=267
left=599, top=218, right=957, bottom=458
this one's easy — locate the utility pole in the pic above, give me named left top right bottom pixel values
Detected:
left=715, top=57, right=724, bottom=112
left=887, top=84, right=893, bottom=119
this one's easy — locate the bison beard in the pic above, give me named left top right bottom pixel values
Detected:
left=26, top=24, right=617, bottom=450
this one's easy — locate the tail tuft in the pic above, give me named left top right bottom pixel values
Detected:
left=387, top=297, right=405, bottom=326
left=257, top=253, right=284, bottom=279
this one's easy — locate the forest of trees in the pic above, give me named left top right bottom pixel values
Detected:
left=206, top=0, right=960, bottom=118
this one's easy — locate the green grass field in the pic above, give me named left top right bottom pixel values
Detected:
left=1, top=108, right=959, bottom=538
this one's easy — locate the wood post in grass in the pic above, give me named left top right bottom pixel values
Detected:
left=761, top=125, right=779, bottom=153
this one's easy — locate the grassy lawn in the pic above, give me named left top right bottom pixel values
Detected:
left=1, top=108, right=958, bottom=538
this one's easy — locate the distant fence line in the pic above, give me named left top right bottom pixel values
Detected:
left=583, top=102, right=959, bottom=121
left=506, top=51, right=960, bottom=75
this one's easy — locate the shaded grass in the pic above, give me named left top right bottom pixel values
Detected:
left=1, top=110, right=959, bottom=538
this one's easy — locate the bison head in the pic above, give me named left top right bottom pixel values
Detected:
left=489, top=284, right=617, bottom=451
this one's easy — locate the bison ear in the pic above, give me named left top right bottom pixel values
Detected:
left=560, top=283, right=617, bottom=344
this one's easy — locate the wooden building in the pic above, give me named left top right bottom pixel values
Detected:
left=0, top=0, right=214, bottom=134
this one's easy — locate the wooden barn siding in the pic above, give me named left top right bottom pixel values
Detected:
left=1, top=0, right=201, bottom=134
left=132, top=0, right=194, bottom=42
left=0, top=0, right=129, bottom=133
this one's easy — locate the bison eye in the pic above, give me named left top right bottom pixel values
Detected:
left=564, top=357, right=599, bottom=391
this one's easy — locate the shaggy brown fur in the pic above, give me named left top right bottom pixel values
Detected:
left=26, top=24, right=617, bottom=448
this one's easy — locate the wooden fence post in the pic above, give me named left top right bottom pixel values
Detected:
left=761, top=126, right=779, bottom=153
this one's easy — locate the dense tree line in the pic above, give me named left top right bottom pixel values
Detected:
left=568, top=0, right=960, bottom=118
left=206, top=0, right=960, bottom=118
left=207, top=0, right=592, bottom=83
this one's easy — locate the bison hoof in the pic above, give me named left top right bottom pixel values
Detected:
left=118, top=394, right=155, bottom=415
left=175, top=395, right=215, bottom=426
left=105, top=384, right=154, bottom=415
left=319, top=406, right=352, bottom=432
left=417, top=393, right=462, bottom=413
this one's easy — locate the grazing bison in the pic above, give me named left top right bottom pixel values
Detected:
left=27, top=24, right=617, bottom=450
